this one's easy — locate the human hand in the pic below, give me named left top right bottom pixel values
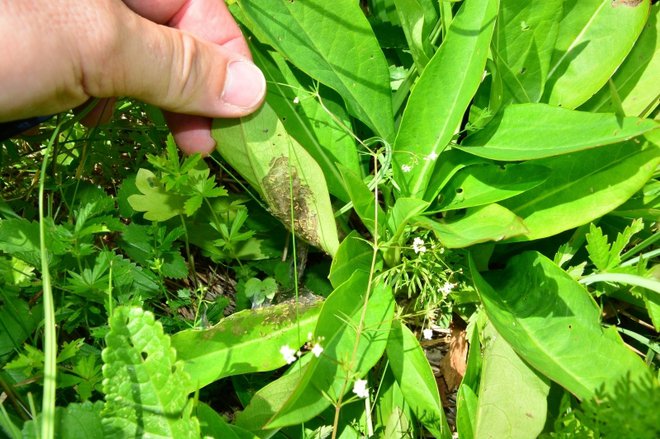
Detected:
left=0, top=0, right=266, bottom=154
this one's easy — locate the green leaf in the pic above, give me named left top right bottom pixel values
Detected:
left=393, top=0, right=499, bottom=198
left=474, top=323, right=550, bottom=439
left=0, top=218, right=70, bottom=267
left=502, top=139, right=660, bottom=241
left=0, top=298, right=38, bottom=362
left=456, top=323, right=482, bottom=439
left=585, top=223, right=612, bottom=271
left=329, top=231, right=376, bottom=289
left=102, top=307, right=200, bottom=438
left=543, top=0, right=650, bottom=109
left=249, top=42, right=359, bottom=203
left=338, top=164, right=386, bottom=239
left=386, top=320, right=451, bottom=439
left=470, top=251, right=654, bottom=400
left=581, top=3, right=660, bottom=117
left=127, top=168, right=186, bottom=222
left=171, top=300, right=322, bottom=391
left=195, top=402, right=260, bottom=439
left=394, top=0, right=438, bottom=69
left=493, top=0, right=563, bottom=103
left=21, top=401, right=104, bottom=439
left=435, top=162, right=550, bottom=211
left=416, top=203, right=527, bottom=248
left=241, top=271, right=394, bottom=430
left=458, top=103, right=659, bottom=160
left=213, top=103, right=339, bottom=256
left=237, top=0, right=395, bottom=141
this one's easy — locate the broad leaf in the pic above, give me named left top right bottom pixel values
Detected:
left=543, top=0, right=650, bottom=109
left=387, top=320, right=451, bottom=439
left=171, top=300, right=322, bottom=391
left=393, top=0, right=499, bottom=198
left=21, top=401, right=104, bottom=439
left=196, top=402, right=259, bottom=439
left=459, top=104, right=659, bottom=160
left=250, top=41, right=359, bottom=202
left=581, top=2, right=660, bottom=117
left=502, top=138, right=660, bottom=241
left=328, top=231, right=377, bottom=289
left=213, top=103, right=339, bottom=256
left=435, top=162, right=550, bottom=211
left=265, top=272, right=395, bottom=429
left=102, top=307, right=200, bottom=438
left=416, top=203, right=527, bottom=248
left=455, top=323, right=482, bottom=439
left=127, top=168, right=186, bottom=222
left=470, top=252, right=653, bottom=400
left=493, top=0, right=563, bottom=104
left=474, top=323, right=550, bottom=439
left=237, top=0, right=395, bottom=140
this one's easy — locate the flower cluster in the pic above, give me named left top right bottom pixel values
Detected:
left=412, top=237, right=427, bottom=254
left=352, top=379, right=369, bottom=399
left=280, top=333, right=325, bottom=365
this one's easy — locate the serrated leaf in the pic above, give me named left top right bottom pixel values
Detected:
left=0, top=218, right=70, bottom=266
left=585, top=223, right=612, bottom=271
left=21, top=401, right=104, bottom=439
left=213, top=103, right=339, bottom=256
left=102, top=307, right=200, bottom=438
left=127, top=169, right=186, bottom=222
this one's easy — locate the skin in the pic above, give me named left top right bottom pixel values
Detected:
left=0, top=0, right=266, bottom=154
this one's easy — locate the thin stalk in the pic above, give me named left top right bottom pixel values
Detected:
left=332, top=153, right=381, bottom=439
left=39, top=121, right=62, bottom=439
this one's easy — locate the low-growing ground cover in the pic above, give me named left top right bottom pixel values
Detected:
left=1, top=0, right=659, bottom=438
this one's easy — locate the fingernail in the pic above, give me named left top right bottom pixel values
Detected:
left=221, top=60, right=266, bottom=109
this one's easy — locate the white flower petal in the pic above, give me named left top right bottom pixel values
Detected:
left=352, top=379, right=369, bottom=399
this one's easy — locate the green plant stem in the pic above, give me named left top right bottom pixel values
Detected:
left=331, top=154, right=382, bottom=439
left=580, top=272, right=660, bottom=295
left=39, top=123, right=62, bottom=439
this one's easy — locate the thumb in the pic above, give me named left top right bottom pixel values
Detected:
left=82, top=3, right=266, bottom=118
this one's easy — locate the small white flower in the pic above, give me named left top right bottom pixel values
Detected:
left=412, top=237, right=427, bottom=254
left=424, top=152, right=438, bottom=161
left=293, top=96, right=300, bottom=104
left=401, top=164, right=412, bottom=173
left=280, top=345, right=297, bottom=364
left=307, top=332, right=313, bottom=341
left=423, top=328, right=433, bottom=340
left=352, top=379, right=369, bottom=399
left=439, top=281, right=457, bottom=295
left=311, top=343, right=324, bottom=357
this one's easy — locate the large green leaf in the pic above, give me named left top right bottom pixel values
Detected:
left=474, top=323, right=550, bottom=439
left=581, top=2, right=660, bottom=117
left=493, top=0, right=563, bottom=104
left=455, top=323, right=482, bottom=439
left=102, top=307, right=200, bottom=438
left=435, top=162, right=550, bottom=211
left=386, top=320, right=451, bottom=439
left=458, top=103, right=659, bottom=160
left=502, top=138, right=660, bottom=241
left=328, top=232, right=376, bottom=289
left=470, top=252, right=653, bottom=400
left=237, top=0, right=395, bottom=141
left=213, top=103, right=339, bottom=256
left=415, top=203, right=527, bottom=248
left=543, top=0, right=650, bottom=109
left=393, top=0, right=499, bottom=198
left=256, top=271, right=394, bottom=429
left=249, top=41, right=359, bottom=202
left=171, top=301, right=322, bottom=391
